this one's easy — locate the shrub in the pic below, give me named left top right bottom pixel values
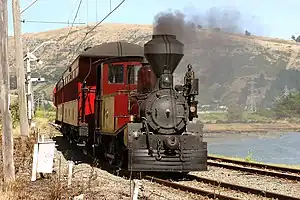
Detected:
left=226, top=104, right=244, bottom=122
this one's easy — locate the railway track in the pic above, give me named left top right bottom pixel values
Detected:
left=208, top=156, right=300, bottom=181
left=49, top=123, right=300, bottom=199
left=208, top=155, right=300, bottom=174
left=144, top=174, right=300, bottom=200
left=144, top=175, right=240, bottom=200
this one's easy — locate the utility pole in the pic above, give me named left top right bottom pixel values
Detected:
left=24, top=40, right=55, bottom=119
left=247, top=80, right=257, bottom=112
left=26, top=48, right=32, bottom=125
left=41, top=92, right=44, bottom=110
left=283, top=85, right=289, bottom=97
left=12, top=0, right=29, bottom=136
left=37, top=95, right=40, bottom=110
left=0, top=0, right=16, bottom=182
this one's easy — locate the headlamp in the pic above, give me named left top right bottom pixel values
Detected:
left=163, top=75, right=172, bottom=87
left=160, top=74, right=172, bottom=89
left=190, top=106, right=196, bottom=112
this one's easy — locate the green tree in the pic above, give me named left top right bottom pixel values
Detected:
left=273, top=92, right=300, bottom=118
left=226, top=104, right=244, bottom=121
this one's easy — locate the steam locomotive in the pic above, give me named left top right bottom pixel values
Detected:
left=53, top=34, right=207, bottom=172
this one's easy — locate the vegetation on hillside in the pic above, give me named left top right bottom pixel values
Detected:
left=200, top=110, right=275, bottom=124
left=6, top=23, right=300, bottom=108
left=201, top=87, right=300, bottom=123
left=262, top=69, right=300, bottom=108
left=273, top=91, right=300, bottom=119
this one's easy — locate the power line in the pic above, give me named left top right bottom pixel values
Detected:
left=87, top=0, right=125, bottom=35
left=21, top=20, right=85, bottom=25
left=71, top=0, right=126, bottom=60
left=68, top=0, right=81, bottom=23
left=42, top=0, right=84, bottom=76
left=64, top=0, right=84, bottom=43
left=50, top=0, right=84, bottom=72
left=48, top=0, right=125, bottom=76
left=21, top=0, right=38, bottom=14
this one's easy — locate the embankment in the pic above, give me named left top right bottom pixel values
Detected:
left=203, top=122, right=300, bottom=133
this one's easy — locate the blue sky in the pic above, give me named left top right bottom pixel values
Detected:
left=7, top=0, right=300, bottom=40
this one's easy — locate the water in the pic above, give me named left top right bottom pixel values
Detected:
left=204, top=132, right=300, bottom=165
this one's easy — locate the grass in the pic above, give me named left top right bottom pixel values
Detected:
left=243, top=112, right=273, bottom=123
left=199, top=111, right=275, bottom=123
left=199, top=112, right=227, bottom=123
left=0, top=113, right=76, bottom=199
left=203, top=121, right=300, bottom=133
left=209, top=153, right=300, bottom=169
left=34, top=109, right=56, bottom=122
left=0, top=108, right=62, bottom=199
left=33, top=109, right=58, bottom=139
left=0, top=130, right=39, bottom=199
left=0, top=108, right=101, bottom=199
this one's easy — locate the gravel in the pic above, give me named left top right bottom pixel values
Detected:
left=139, top=179, right=210, bottom=200
left=53, top=142, right=132, bottom=200
left=52, top=138, right=210, bottom=200
left=208, top=159, right=300, bottom=176
left=191, top=166, right=300, bottom=198
left=48, top=128, right=300, bottom=199
left=54, top=149, right=212, bottom=200
left=177, top=180, right=270, bottom=200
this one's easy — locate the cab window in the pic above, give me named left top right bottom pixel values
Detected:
left=127, top=65, right=141, bottom=84
left=108, top=64, right=124, bottom=84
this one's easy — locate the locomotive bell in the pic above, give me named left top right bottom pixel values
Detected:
left=144, top=34, right=184, bottom=77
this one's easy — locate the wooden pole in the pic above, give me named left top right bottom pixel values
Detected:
left=12, top=0, right=29, bottom=136
left=0, top=0, right=16, bottom=182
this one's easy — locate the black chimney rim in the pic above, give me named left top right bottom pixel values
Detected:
left=152, top=34, right=176, bottom=39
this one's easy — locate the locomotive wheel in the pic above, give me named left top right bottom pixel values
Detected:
left=104, top=135, right=125, bottom=168
left=106, top=139, right=115, bottom=165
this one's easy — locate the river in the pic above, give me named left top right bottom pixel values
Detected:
left=204, top=132, right=300, bottom=165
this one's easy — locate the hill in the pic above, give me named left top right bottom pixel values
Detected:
left=7, top=23, right=300, bottom=107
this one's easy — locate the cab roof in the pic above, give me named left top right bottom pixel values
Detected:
left=79, top=41, right=144, bottom=58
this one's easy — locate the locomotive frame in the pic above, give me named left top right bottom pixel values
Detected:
left=53, top=35, right=207, bottom=173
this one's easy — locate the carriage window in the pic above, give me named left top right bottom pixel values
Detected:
left=108, top=64, right=124, bottom=84
left=127, top=65, right=141, bottom=84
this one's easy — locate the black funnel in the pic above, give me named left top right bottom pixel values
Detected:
left=144, top=34, right=183, bottom=77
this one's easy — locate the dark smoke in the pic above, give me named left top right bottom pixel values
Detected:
left=153, top=10, right=197, bottom=43
left=201, top=7, right=242, bottom=33
left=153, top=7, right=264, bottom=44
left=153, top=7, right=267, bottom=106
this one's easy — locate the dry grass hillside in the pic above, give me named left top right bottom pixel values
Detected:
left=7, top=23, right=300, bottom=106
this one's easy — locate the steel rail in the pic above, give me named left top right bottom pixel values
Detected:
left=50, top=123, right=300, bottom=200
left=208, top=155, right=300, bottom=174
left=208, top=161, right=300, bottom=181
left=144, top=175, right=242, bottom=200
left=186, top=174, right=300, bottom=200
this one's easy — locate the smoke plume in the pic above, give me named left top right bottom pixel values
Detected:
left=153, top=7, right=269, bottom=106
left=153, top=10, right=196, bottom=43
left=153, top=7, right=263, bottom=44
